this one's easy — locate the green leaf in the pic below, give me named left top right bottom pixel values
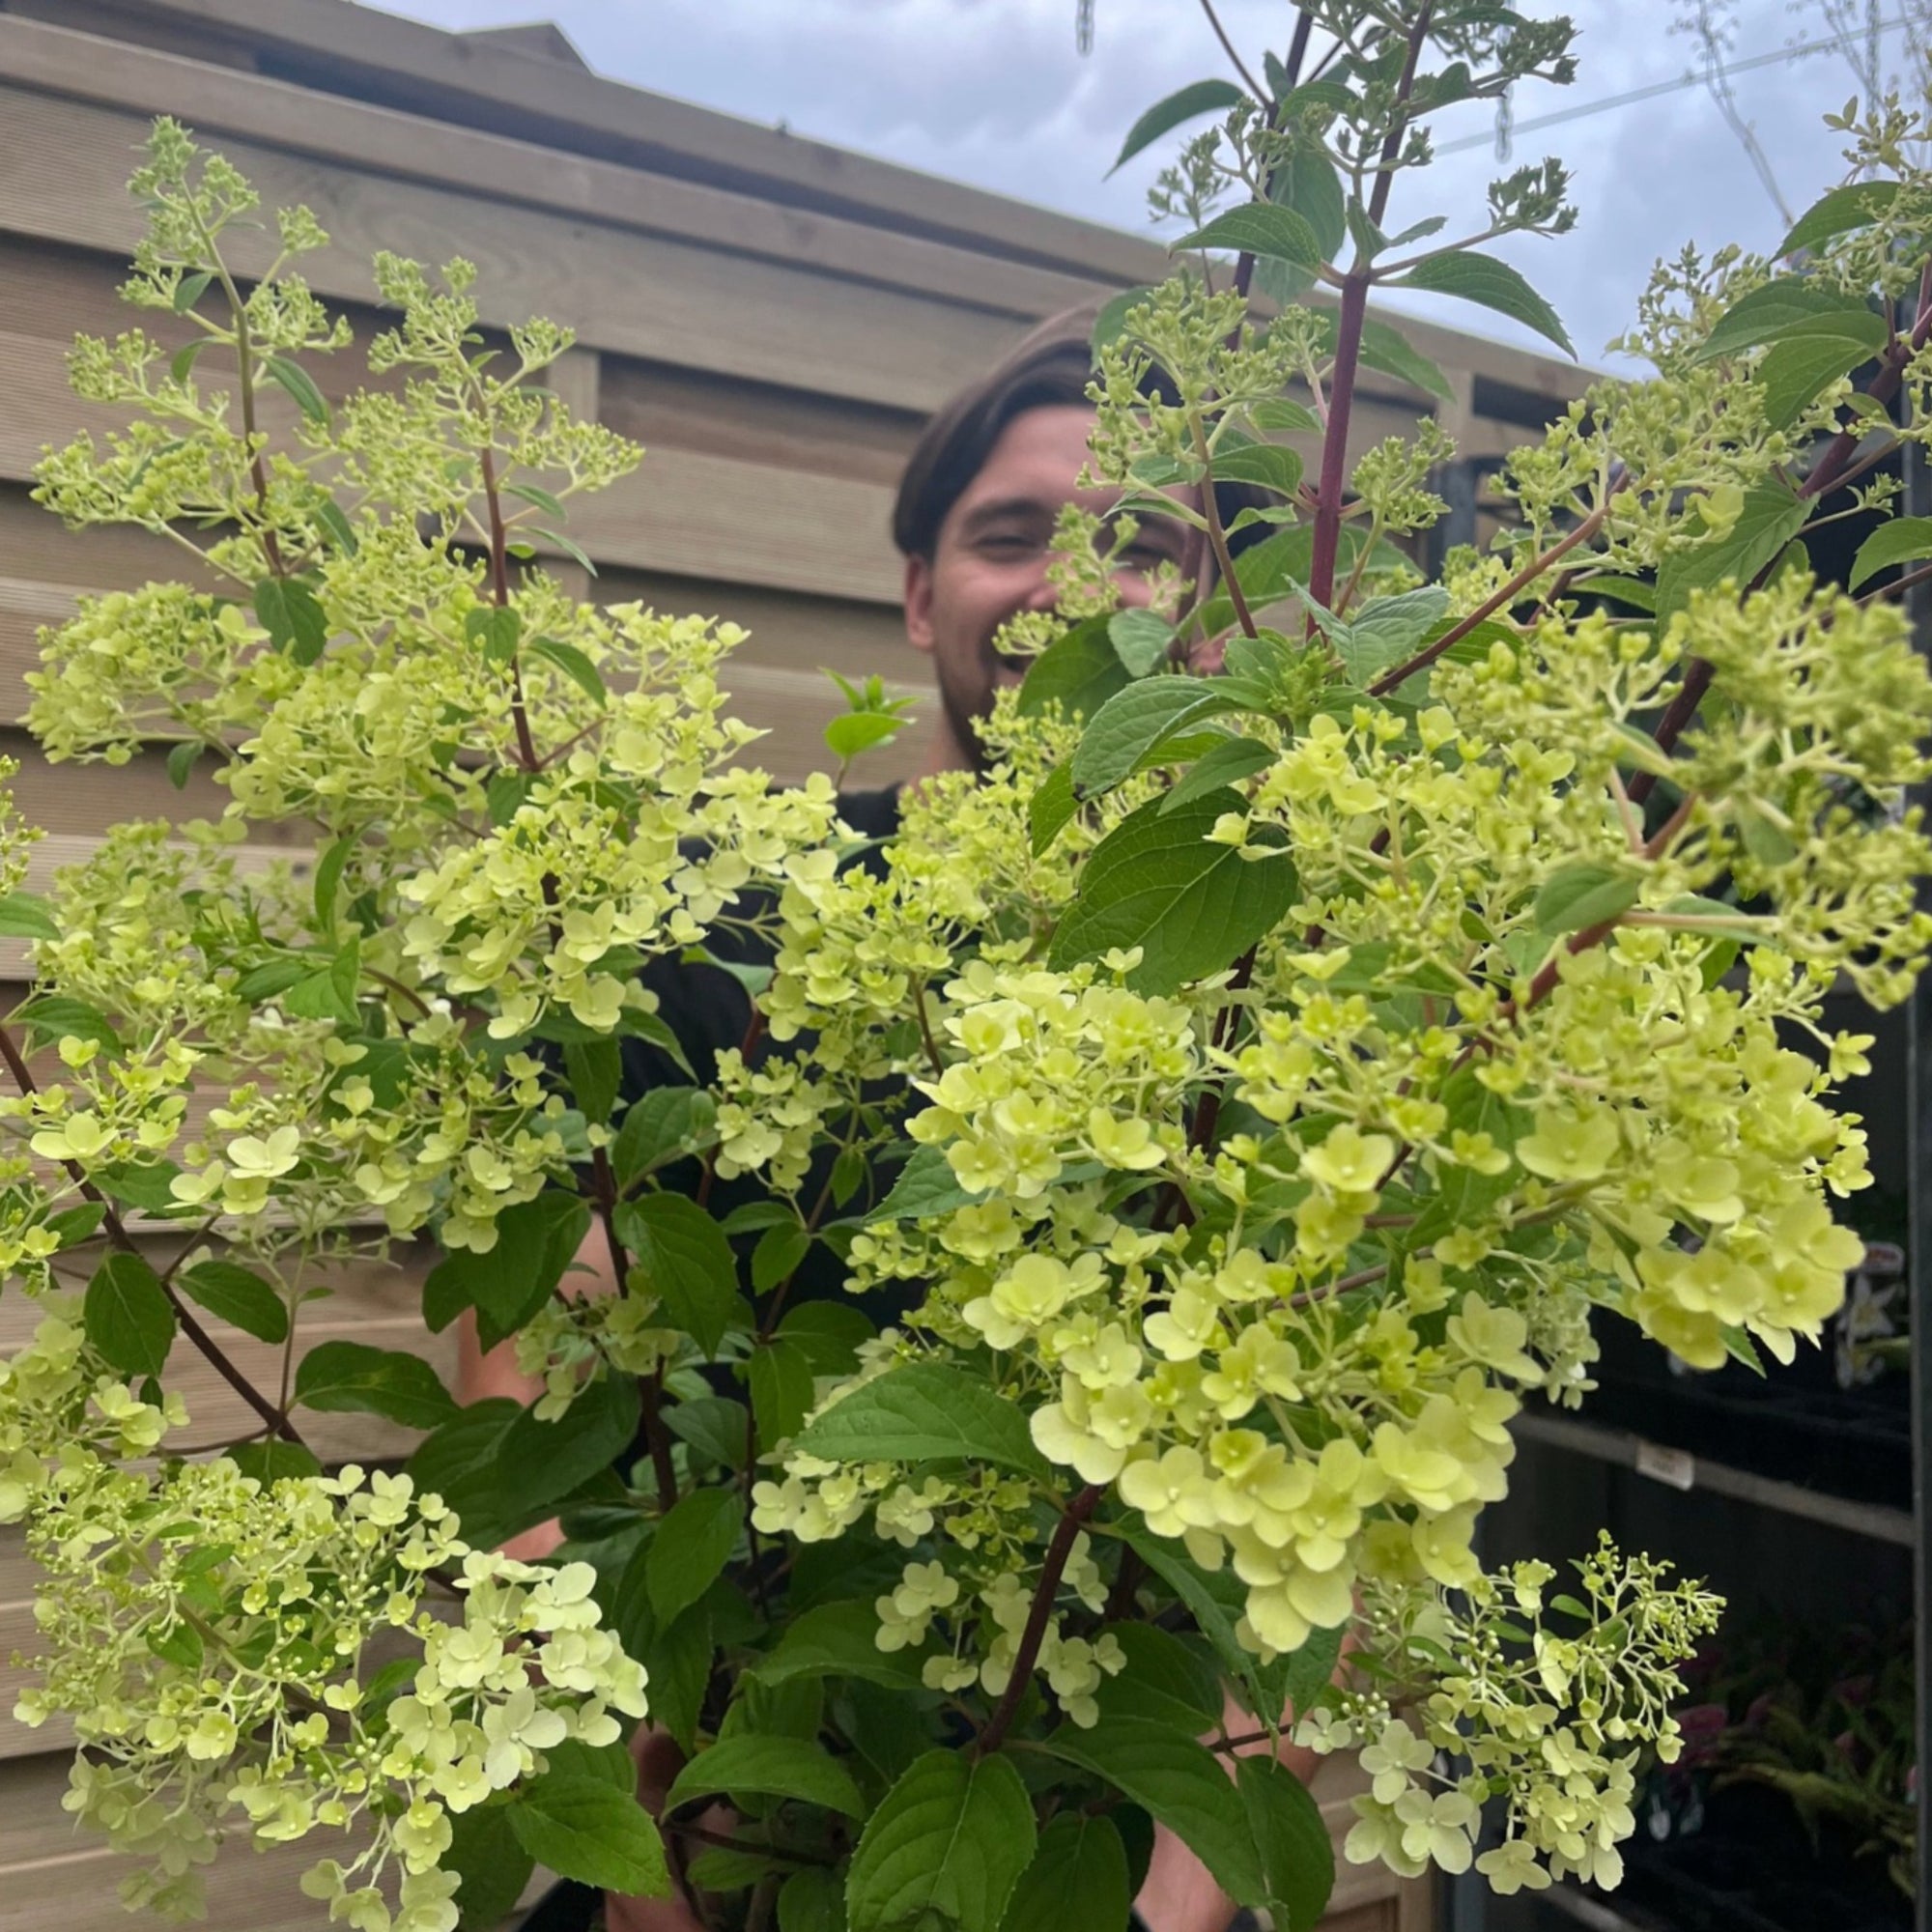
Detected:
left=446, top=1805, right=536, bottom=1930
left=1340, top=586, right=1450, bottom=685
left=1174, top=202, right=1322, bottom=270
left=284, top=938, right=361, bottom=1027
left=1282, top=1623, right=1346, bottom=1719
left=667, top=1735, right=866, bottom=1820
left=870, top=1144, right=986, bottom=1223
left=1754, top=310, right=1886, bottom=428
left=1050, top=787, right=1297, bottom=995
left=780, top=1302, right=874, bottom=1378
left=648, top=1487, right=744, bottom=1625
left=1029, top=760, right=1080, bottom=858
left=1778, top=180, right=1900, bottom=258
left=747, top=1337, right=816, bottom=1454
left=1533, top=862, right=1640, bottom=934
left=1850, top=514, right=1932, bottom=589
left=14, top=994, right=121, bottom=1057
left=313, top=496, right=358, bottom=557
left=826, top=711, right=904, bottom=761
left=752, top=1219, right=810, bottom=1293
left=1037, top=1719, right=1264, bottom=1908
left=502, top=478, right=568, bottom=518
left=753, top=1600, right=926, bottom=1691
left=1393, top=251, right=1574, bottom=358
left=423, top=1190, right=591, bottom=1349
left=295, top=1342, right=458, bottom=1429
left=179, top=1261, right=288, bottom=1345
left=529, top=635, right=608, bottom=707
left=509, top=1776, right=669, bottom=1895
left=1694, top=278, right=1875, bottom=362
left=1424, top=1068, right=1529, bottom=1231
left=1355, top=317, right=1455, bottom=401
left=265, top=354, right=329, bottom=425
left=1003, top=1812, right=1131, bottom=1932
left=619, top=1193, right=747, bottom=1357
left=165, top=739, right=199, bottom=790
left=312, top=836, right=353, bottom=933
left=495, top=1370, right=640, bottom=1519
left=1655, top=480, right=1807, bottom=621
left=1092, top=1624, right=1225, bottom=1731
left=612, top=1087, right=716, bottom=1189
left=847, top=1749, right=1036, bottom=1932
left=1208, top=442, right=1303, bottom=498
left=1017, top=616, right=1132, bottom=722
left=253, top=577, right=329, bottom=665
left=1162, top=735, right=1274, bottom=812
left=406, top=1400, right=521, bottom=1548
left=0, top=890, right=57, bottom=940
left=1116, top=1522, right=1272, bottom=1715
left=1248, top=398, right=1319, bottom=436
left=620, top=1595, right=713, bottom=1755
left=1111, top=79, right=1247, bottom=172
left=169, top=337, right=213, bottom=384
left=1271, top=146, right=1346, bottom=263
left=665, top=1394, right=751, bottom=1471
left=779, top=1866, right=845, bottom=1932
left=1109, top=608, right=1175, bottom=677
left=1071, top=678, right=1262, bottom=797
left=172, top=270, right=214, bottom=313
left=227, top=1438, right=323, bottom=1484
left=466, top=606, right=523, bottom=666
left=564, top=1037, right=622, bottom=1129
left=85, top=1252, right=176, bottom=1378
left=531, top=526, right=598, bottom=575
left=1238, top=1757, right=1333, bottom=1932
left=96, top=1159, right=185, bottom=1212
left=792, top=1362, right=1048, bottom=1477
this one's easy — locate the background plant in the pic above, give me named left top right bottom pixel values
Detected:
left=4, top=4, right=1932, bottom=1928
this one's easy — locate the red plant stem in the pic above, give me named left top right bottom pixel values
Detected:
left=974, top=1483, right=1104, bottom=1757
left=1368, top=5, right=1434, bottom=231
left=1308, top=270, right=1370, bottom=611
left=1366, top=497, right=1615, bottom=696
left=590, top=1144, right=679, bottom=1511
left=0, top=1022, right=308, bottom=1447
left=480, top=446, right=542, bottom=774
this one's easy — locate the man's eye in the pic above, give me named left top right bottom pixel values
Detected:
left=978, top=533, right=1038, bottom=557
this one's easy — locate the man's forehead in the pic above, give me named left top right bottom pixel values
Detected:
left=949, top=404, right=1191, bottom=529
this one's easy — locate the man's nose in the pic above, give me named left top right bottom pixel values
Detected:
left=1020, top=570, right=1060, bottom=614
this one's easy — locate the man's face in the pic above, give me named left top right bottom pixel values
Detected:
left=903, top=404, right=1192, bottom=771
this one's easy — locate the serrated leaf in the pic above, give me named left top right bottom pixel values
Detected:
left=529, top=635, right=608, bottom=707
left=648, top=1487, right=743, bottom=1626
left=1270, top=145, right=1346, bottom=263
left=0, top=891, right=57, bottom=940
left=618, top=1193, right=747, bottom=1357
left=265, top=354, right=329, bottom=425
left=1108, top=608, right=1175, bottom=677
left=1092, top=1624, right=1225, bottom=1731
left=1029, top=760, right=1080, bottom=858
left=1017, top=616, right=1132, bottom=722
left=85, top=1252, right=176, bottom=1378
left=1778, top=179, right=1899, bottom=258
left=1208, top=441, right=1304, bottom=497
left=1003, top=1812, right=1132, bottom=1932
left=779, top=1865, right=845, bottom=1932
left=1050, top=786, right=1296, bottom=995
left=253, top=576, right=329, bottom=665
left=179, top=1261, right=288, bottom=1345
left=1176, top=201, right=1322, bottom=269
left=1850, top=515, right=1932, bottom=589
left=792, top=1362, right=1048, bottom=1476
left=611, top=1087, right=715, bottom=1191
left=1340, top=586, right=1450, bottom=685
left=1248, top=397, right=1320, bottom=434
left=423, top=1190, right=594, bottom=1349
left=1238, top=1756, right=1333, bottom=1932
left=748, top=1336, right=816, bottom=1454
left=1394, top=250, right=1574, bottom=357
left=1072, top=678, right=1263, bottom=797
left=870, top=1144, right=987, bottom=1222
left=227, top=1438, right=324, bottom=1484
left=565, top=1037, right=622, bottom=1127
left=667, top=1734, right=866, bottom=1819
left=1694, top=278, right=1876, bottom=363
left=664, top=1394, right=751, bottom=1471
left=1655, top=480, right=1806, bottom=621
left=446, top=1804, right=536, bottom=1930
left=1112, top=78, right=1247, bottom=172
left=1355, top=317, right=1455, bottom=401
left=1533, top=863, right=1640, bottom=934
left=1161, top=734, right=1274, bottom=812
left=295, top=1341, right=458, bottom=1429
left=847, top=1749, right=1036, bottom=1932
left=495, top=1370, right=640, bottom=1519
left=96, top=1159, right=185, bottom=1211
left=1037, top=1719, right=1264, bottom=1908
left=1116, top=1520, right=1275, bottom=1716
left=509, top=1776, right=669, bottom=1895
left=753, top=1600, right=926, bottom=1690
left=406, top=1401, right=522, bottom=1549
left=1754, top=312, right=1886, bottom=428
left=14, top=994, right=122, bottom=1057
left=752, top=1219, right=810, bottom=1293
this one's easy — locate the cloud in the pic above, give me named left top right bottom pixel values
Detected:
left=368, top=0, right=1883, bottom=368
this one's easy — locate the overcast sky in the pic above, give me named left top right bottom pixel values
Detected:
left=369, top=0, right=1906, bottom=373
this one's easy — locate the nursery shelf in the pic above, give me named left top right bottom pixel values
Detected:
left=1512, top=1411, right=1917, bottom=1548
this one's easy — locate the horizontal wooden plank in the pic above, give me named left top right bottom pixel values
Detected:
left=0, top=85, right=1030, bottom=419
left=51, top=0, right=1165, bottom=285
left=0, top=14, right=1116, bottom=324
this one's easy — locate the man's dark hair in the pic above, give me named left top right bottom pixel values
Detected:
left=891, top=303, right=1268, bottom=565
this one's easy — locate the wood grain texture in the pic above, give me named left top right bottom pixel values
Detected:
left=0, top=85, right=1029, bottom=417
left=0, top=13, right=1116, bottom=324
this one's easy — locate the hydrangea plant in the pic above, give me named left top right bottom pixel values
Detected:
left=5, top=4, right=1931, bottom=1927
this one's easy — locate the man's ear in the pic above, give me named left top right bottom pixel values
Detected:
left=903, top=553, right=937, bottom=655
